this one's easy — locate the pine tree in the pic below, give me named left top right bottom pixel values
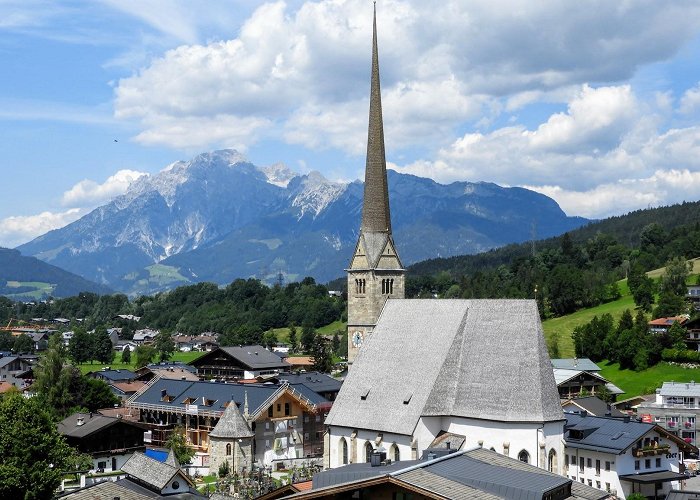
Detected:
left=122, top=345, right=131, bottom=364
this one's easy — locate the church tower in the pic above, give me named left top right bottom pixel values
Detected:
left=347, top=4, right=404, bottom=364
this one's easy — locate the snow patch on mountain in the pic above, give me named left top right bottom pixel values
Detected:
left=290, top=171, right=347, bottom=219
left=261, top=163, right=297, bottom=188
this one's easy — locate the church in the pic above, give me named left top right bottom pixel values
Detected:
left=325, top=6, right=566, bottom=473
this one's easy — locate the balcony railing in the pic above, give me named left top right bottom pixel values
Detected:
left=633, top=444, right=671, bottom=457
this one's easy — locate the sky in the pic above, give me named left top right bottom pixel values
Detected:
left=2, top=0, right=700, bottom=249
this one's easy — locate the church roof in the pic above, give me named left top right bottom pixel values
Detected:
left=325, top=299, right=564, bottom=435
left=209, top=400, right=254, bottom=439
left=360, top=3, right=391, bottom=235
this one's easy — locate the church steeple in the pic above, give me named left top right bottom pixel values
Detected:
left=362, top=2, right=391, bottom=234
left=346, top=4, right=405, bottom=364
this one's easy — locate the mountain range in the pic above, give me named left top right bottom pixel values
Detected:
left=17, top=149, right=588, bottom=295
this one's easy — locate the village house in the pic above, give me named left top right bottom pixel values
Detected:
left=189, top=345, right=290, bottom=380
left=562, top=396, right=626, bottom=418
left=57, top=412, right=148, bottom=473
left=563, top=411, right=696, bottom=498
left=552, top=358, right=624, bottom=401
left=0, top=355, right=32, bottom=389
left=637, top=381, right=700, bottom=448
left=648, top=316, right=689, bottom=334
left=126, top=377, right=330, bottom=473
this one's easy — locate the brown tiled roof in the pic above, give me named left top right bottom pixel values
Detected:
left=111, top=380, right=147, bottom=394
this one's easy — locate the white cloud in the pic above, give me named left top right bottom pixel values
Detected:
left=0, top=209, right=84, bottom=248
left=113, top=0, right=700, bottom=154
left=680, top=82, right=700, bottom=115
left=61, top=169, right=148, bottom=207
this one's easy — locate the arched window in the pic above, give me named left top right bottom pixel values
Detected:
left=339, top=438, right=348, bottom=465
left=548, top=449, right=558, bottom=473
left=518, top=450, right=530, bottom=463
left=226, top=443, right=232, bottom=455
left=389, top=279, right=394, bottom=294
left=390, top=443, right=400, bottom=462
left=365, top=442, right=374, bottom=463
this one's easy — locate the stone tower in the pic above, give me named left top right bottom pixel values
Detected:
left=347, top=4, right=404, bottom=364
left=209, top=399, right=255, bottom=476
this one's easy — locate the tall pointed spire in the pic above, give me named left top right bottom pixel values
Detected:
left=361, top=2, right=392, bottom=234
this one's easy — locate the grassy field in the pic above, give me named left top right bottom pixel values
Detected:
left=598, top=360, right=700, bottom=398
left=4, top=280, right=55, bottom=299
left=77, top=350, right=204, bottom=374
left=542, top=280, right=635, bottom=358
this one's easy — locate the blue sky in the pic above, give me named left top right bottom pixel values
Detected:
left=2, top=0, right=700, bottom=248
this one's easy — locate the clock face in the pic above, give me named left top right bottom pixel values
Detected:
left=352, top=331, right=364, bottom=347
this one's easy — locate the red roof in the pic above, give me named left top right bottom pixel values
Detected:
left=649, top=316, right=688, bottom=326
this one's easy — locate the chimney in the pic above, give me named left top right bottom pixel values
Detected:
left=161, top=389, right=167, bottom=400
left=623, top=416, right=630, bottom=423
left=76, top=416, right=84, bottom=426
left=580, top=410, right=587, bottom=418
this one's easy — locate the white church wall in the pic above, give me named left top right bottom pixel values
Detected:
left=327, top=426, right=413, bottom=469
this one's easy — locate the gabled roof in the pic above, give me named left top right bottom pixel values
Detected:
left=128, top=378, right=325, bottom=416
left=209, top=400, right=254, bottom=439
left=659, top=381, right=700, bottom=397
left=561, top=397, right=625, bottom=417
left=304, top=448, right=608, bottom=500
left=551, top=358, right=601, bottom=372
left=553, top=369, right=624, bottom=394
left=327, top=300, right=563, bottom=435
left=58, top=412, right=146, bottom=439
left=191, top=345, right=289, bottom=371
left=121, top=452, right=193, bottom=492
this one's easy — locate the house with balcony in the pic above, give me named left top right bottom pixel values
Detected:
left=0, top=356, right=32, bottom=389
left=648, top=316, right=689, bottom=334
left=563, top=411, right=696, bottom=499
left=125, top=377, right=330, bottom=474
left=687, top=285, right=700, bottom=311
left=189, top=345, right=290, bottom=381
left=552, top=358, right=624, bottom=401
left=637, top=381, right=700, bottom=447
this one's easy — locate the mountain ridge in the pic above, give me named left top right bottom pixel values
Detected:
left=18, top=149, right=588, bottom=294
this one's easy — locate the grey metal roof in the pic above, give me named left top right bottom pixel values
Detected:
left=561, top=397, right=625, bottom=417
left=551, top=359, right=601, bottom=372
left=659, top=381, right=700, bottom=397
left=121, top=452, right=183, bottom=491
left=89, top=368, right=136, bottom=381
left=209, top=400, right=254, bottom=439
left=278, top=372, right=343, bottom=394
left=667, top=490, right=700, bottom=500
left=418, top=453, right=569, bottom=500
left=57, top=412, right=144, bottom=438
left=313, top=459, right=421, bottom=489
left=200, top=345, right=290, bottom=370
left=129, top=378, right=279, bottom=414
left=564, top=412, right=654, bottom=454
left=0, top=356, right=19, bottom=369
left=57, top=480, right=152, bottom=499
left=553, top=370, right=624, bottom=395
left=398, top=468, right=500, bottom=499
left=326, top=300, right=563, bottom=435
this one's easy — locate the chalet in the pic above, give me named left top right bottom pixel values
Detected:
left=562, top=396, right=625, bottom=417
left=126, top=377, right=329, bottom=472
left=0, top=356, right=32, bottom=389
left=563, top=411, right=696, bottom=498
left=57, top=412, right=148, bottom=473
left=296, top=447, right=608, bottom=500
left=133, top=328, right=159, bottom=344
left=286, top=356, right=315, bottom=372
left=554, top=368, right=624, bottom=401
left=110, top=380, right=147, bottom=400
left=649, top=316, right=689, bottom=334
left=189, top=345, right=290, bottom=381
left=682, top=317, right=700, bottom=351
left=688, top=285, right=700, bottom=311
left=115, top=339, right=138, bottom=352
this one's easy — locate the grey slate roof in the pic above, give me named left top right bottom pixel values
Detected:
left=551, top=359, right=601, bottom=372
left=209, top=400, right=254, bottom=439
left=660, top=381, right=700, bottom=397
left=326, top=300, right=563, bottom=435
left=564, top=412, right=654, bottom=454
left=165, top=448, right=180, bottom=468
left=121, top=452, right=189, bottom=492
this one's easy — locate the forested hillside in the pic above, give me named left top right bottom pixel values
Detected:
left=405, top=200, right=700, bottom=319
left=0, top=278, right=345, bottom=348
